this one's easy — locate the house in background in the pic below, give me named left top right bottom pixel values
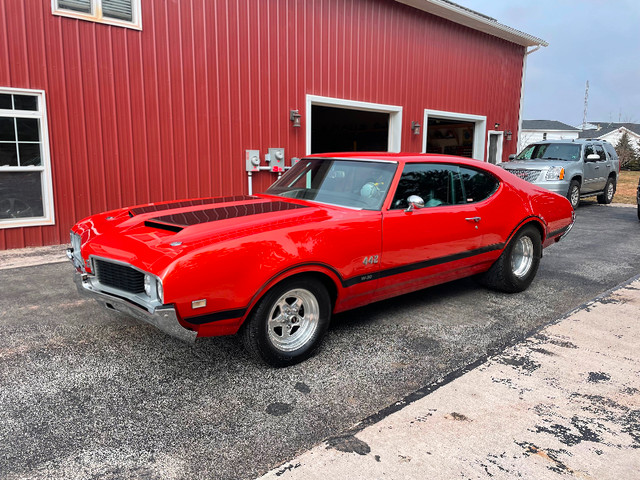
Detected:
left=0, top=0, right=546, bottom=249
left=518, top=120, right=580, bottom=151
left=579, top=123, right=640, bottom=152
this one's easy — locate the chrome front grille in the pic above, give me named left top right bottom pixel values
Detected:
left=507, top=169, right=542, bottom=183
left=94, top=259, right=145, bottom=294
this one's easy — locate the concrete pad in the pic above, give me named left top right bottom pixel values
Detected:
left=261, top=278, right=640, bottom=479
left=0, top=244, right=67, bottom=270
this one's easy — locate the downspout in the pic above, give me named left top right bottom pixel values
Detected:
left=517, top=45, right=542, bottom=153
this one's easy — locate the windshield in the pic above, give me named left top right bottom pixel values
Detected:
left=265, top=159, right=397, bottom=210
left=516, top=143, right=581, bottom=162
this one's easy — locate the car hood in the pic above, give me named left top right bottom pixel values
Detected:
left=502, top=160, right=572, bottom=170
left=72, top=194, right=334, bottom=276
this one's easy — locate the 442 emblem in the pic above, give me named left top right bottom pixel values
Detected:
left=362, top=255, right=379, bottom=266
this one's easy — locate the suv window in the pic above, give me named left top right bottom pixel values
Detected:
left=516, top=143, right=581, bottom=162
left=584, top=144, right=595, bottom=160
left=594, top=145, right=606, bottom=161
left=603, top=142, right=618, bottom=160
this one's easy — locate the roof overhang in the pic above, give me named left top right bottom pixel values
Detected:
left=394, top=0, right=548, bottom=48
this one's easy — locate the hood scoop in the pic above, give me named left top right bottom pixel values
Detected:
left=130, top=195, right=260, bottom=216
left=148, top=201, right=309, bottom=228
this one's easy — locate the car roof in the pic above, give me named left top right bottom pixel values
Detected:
left=305, top=152, right=484, bottom=164
left=528, top=139, right=608, bottom=145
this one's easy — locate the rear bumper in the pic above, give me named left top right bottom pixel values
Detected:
left=73, top=270, right=197, bottom=343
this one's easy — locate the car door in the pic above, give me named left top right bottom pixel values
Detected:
left=582, top=144, right=600, bottom=193
left=378, top=163, right=483, bottom=300
left=591, top=144, right=609, bottom=191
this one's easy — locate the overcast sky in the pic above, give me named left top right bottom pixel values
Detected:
left=454, top=0, right=640, bottom=127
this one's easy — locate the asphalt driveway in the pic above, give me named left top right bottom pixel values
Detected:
left=1, top=202, right=639, bottom=479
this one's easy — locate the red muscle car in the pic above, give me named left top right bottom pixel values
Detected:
left=68, top=153, right=574, bottom=366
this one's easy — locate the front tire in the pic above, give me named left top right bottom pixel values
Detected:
left=241, top=277, right=331, bottom=367
left=597, top=177, right=615, bottom=204
left=478, top=225, right=542, bottom=293
left=567, top=180, right=581, bottom=209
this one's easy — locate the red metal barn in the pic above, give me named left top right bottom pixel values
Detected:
left=0, top=0, right=546, bottom=249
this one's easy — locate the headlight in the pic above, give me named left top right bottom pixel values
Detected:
left=545, top=167, right=565, bottom=181
left=156, top=280, right=164, bottom=304
left=144, top=274, right=153, bottom=296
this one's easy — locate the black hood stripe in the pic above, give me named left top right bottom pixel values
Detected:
left=130, top=195, right=260, bottom=216
left=149, top=201, right=309, bottom=227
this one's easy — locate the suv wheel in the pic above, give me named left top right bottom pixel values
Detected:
left=567, top=180, right=580, bottom=209
left=597, top=177, right=615, bottom=204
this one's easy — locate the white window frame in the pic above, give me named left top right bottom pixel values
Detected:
left=486, top=130, right=504, bottom=164
left=422, top=109, right=487, bottom=161
left=0, top=87, right=55, bottom=229
left=305, top=95, right=403, bottom=155
left=52, top=0, right=142, bottom=31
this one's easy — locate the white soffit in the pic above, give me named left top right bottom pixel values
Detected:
left=395, top=0, right=548, bottom=48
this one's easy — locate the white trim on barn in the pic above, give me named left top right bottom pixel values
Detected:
left=421, top=108, right=487, bottom=161
left=305, top=95, right=403, bottom=155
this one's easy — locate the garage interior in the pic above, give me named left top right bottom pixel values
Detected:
left=425, top=117, right=475, bottom=158
left=311, top=105, right=390, bottom=153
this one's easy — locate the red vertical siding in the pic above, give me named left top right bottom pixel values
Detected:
left=0, top=0, right=525, bottom=249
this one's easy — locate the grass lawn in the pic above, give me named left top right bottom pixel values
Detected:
left=616, top=170, right=640, bottom=204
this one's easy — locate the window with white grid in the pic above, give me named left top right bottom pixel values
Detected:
left=52, top=0, right=141, bottom=30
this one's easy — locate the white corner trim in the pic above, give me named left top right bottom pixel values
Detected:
left=305, top=95, right=403, bottom=155
left=422, top=109, right=487, bottom=161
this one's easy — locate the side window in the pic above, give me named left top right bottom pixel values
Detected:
left=459, top=166, right=499, bottom=203
left=583, top=145, right=595, bottom=160
left=391, top=164, right=464, bottom=209
left=53, top=0, right=142, bottom=30
left=594, top=145, right=606, bottom=161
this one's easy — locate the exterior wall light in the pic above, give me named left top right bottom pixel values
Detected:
left=411, top=121, right=421, bottom=135
left=506, top=130, right=512, bottom=141
left=290, top=109, right=301, bottom=127
left=494, top=122, right=500, bottom=129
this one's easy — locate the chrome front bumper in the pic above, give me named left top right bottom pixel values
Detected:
left=72, top=267, right=197, bottom=343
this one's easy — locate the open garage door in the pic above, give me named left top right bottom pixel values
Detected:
left=306, top=95, right=402, bottom=155
left=422, top=109, right=486, bottom=161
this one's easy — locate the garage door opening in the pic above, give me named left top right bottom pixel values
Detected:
left=422, top=109, right=486, bottom=161
left=311, top=105, right=389, bottom=153
left=425, top=117, right=475, bottom=158
left=306, top=95, right=403, bottom=155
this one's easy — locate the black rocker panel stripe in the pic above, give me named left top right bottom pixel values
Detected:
left=342, top=243, right=505, bottom=287
left=130, top=195, right=260, bottom=216
left=185, top=308, right=248, bottom=325
left=150, top=201, right=309, bottom=227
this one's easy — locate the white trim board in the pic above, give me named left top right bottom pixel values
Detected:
left=422, top=109, right=487, bottom=161
left=305, top=95, right=403, bottom=155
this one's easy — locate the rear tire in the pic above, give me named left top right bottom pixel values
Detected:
left=241, top=277, right=331, bottom=367
left=567, top=180, right=581, bottom=209
left=478, top=225, right=541, bottom=293
left=597, top=177, right=615, bottom=204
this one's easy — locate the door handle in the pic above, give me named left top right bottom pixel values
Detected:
left=465, top=217, right=481, bottom=223
left=594, top=166, right=600, bottom=169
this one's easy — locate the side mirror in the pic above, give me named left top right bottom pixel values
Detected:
left=508, top=154, right=516, bottom=160
left=586, top=154, right=600, bottom=162
left=405, top=195, right=425, bottom=212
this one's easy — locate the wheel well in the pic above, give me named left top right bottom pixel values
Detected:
left=521, top=219, right=545, bottom=243
left=571, top=176, right=582, bottom=186
left=608, top=172, right=617, bottom=181
left=246, top=271, right=339, bottom=322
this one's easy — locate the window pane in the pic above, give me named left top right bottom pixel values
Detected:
left=13, top=95, right=38, bottom=111
left=16, top=118, right=40, bottom=142
left=391, top=164, right=460, bottom=209
left=460, top=167, right=499, bottom=203
left=0, top=171, right=44, bottom=219
left=0, top=117, right=15, bottom=141
left=0, top=143, right=18, bottom=167
left=58, top=0, right=92, bottom=13
left=19, top=143, right=42, bottom=166
left=103, top=0, right=133, bottom=21
left=0, top=94, right=11, bottom=110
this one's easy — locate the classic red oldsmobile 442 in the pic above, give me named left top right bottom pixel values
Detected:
left=68, top=153, right=574, bottom=366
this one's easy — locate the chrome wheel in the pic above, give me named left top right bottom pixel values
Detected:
left=606, top=182, right=615, bottom=202
left=570, top=185, right=580, bottom=208
left=267, top=288, right=320, bottom=352
left=511, top=235, right=534, bottom=278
